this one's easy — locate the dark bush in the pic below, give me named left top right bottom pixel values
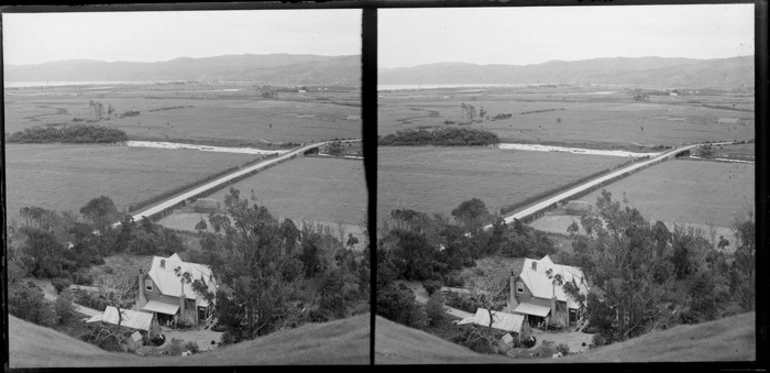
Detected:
left=7, top=124, right=128, bottom=144
left=8, top=282, right=57, bottom=327
left=52, top=277, right=73, bottom=294
left=591, top=333, right=606, bottom=348
left=378, top=127, right=499, bottom=146
left=443, top=273, right=465, bottom=288
left=184, top=341, right=200, bottom=354
left=556, top=343, right=570, bottom=355
left=422, top=280, right=443, bottom=296
left=425, top=292, right=446, bottom=327
left=444, top=291, right=482, bottom=314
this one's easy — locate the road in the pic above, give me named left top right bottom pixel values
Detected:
left=22, top=278, right=102, bottom=317
left=395, top=280, right=474, bottom=319
left=113, top=139, right=361, bottom=227
left=485, top=142, right=736, bottom=229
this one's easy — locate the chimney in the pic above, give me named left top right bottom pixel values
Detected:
left=532, top=261, right=537, bottom=271
left=160, top=259, right=165, bottom=269
left=508, top=270, right=519, bottom=312
left=178, top=278, right=186, bottom=325
left=550, top=295, right=557, bottom=329
left=138, top=269, right=146, bottom=309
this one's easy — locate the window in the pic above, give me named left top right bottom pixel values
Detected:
left=516, top=282, right=524, bottom=294
left=145, top=279, right=153, bottom=292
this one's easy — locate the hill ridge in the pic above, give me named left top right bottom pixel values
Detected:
left=378, top=56, right=753, bottom=88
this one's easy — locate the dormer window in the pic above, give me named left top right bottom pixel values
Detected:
left=145, top=279, right=153, bottom=292
left=517, top=282, right=524, bottom=294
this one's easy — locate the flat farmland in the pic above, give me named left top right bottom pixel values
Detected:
left=569, top=159, right=754, bottom=228
left=5, top=144, right=259, bottom=219
left=378, top=87, right=754, bottom=149
left=377, top=146, right=630, bottom=223
left=157, top=157, right=367, bottom=238
left=5, top=84, right=361, bottom=147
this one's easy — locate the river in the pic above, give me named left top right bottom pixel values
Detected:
left=125, top=141, right=290, bottom=155
left=498, top=143, right=660, bottom=158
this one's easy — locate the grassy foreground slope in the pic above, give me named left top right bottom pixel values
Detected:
left=10, top=313, right=370, bottom=368
left=559, top=312, right=755, bottom=363
left=375, top=312, right=755, bottom=364
left=375, top=315, right=513, bottom=364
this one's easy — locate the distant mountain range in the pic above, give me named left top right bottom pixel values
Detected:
left=379, top=56, right=754, bottom=88
left=4, top=54, right=361, bottom=86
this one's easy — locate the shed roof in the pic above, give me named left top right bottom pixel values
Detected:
left=519, top=256, right=589, bottom=309
left=147, top=254, right=217, bottom=307
left=142, top=300, right=180, bottom=316
left=98, top=306, right=154, bottom=331
left=457, top=308, right=525, bottom=334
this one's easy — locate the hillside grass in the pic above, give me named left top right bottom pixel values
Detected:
left=10, top=313, right=370, bottom=367
left=5, top=143, right=258, bottom=218
left=377, top=146, right=629, bottom=223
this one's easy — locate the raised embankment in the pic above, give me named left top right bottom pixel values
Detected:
left=485, top=141, right=738, bottom=228
left=114, top=139, right=360, bottom=226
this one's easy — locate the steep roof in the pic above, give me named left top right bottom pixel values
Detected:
left=518, top=256, right=588, bottom=309
left=147, top=254, right=217, bottom=307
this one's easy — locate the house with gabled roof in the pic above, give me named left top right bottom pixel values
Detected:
left=507, top=255, right=589, bottom=329
left=136, top=253, right=218, bottom=327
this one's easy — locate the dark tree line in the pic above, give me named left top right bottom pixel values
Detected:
left=7, top=124, right=128, bottom=144
left=378, top=127, right=500, bottom=146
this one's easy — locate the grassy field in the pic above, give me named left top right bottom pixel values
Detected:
left=378, top=87, right=754, bottom=149
left=377, top=146, right=630, bottom=223
left=5, top=143, right=259, bottom=219
left=10, top=312, right=370, bottom=367
left=5, top=83, right=361, bottom=147
left=572, top=159, right=754, bottom=228
left=157, top=157, right=367, bottom=240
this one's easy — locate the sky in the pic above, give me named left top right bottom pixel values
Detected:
left=380, top=4, right=754, bottom=68
left=3, top=9, right=361, bottom=66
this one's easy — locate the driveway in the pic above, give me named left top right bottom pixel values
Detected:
left=21, top=278, right=102, bottom=318
left=161, top=327, right=223, bottom=352
left=394, top=280, right=474, bottom=319
left=530, top=327, right=594, bottom=354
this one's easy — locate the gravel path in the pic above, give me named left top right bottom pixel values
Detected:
left=394, top=280, right=474, bottom=319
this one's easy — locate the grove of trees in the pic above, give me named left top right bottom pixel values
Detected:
left=7, top=124, right=128, bottom=144
left=186, top=188, right=369, bottom=343
left=378, top=127, right=500, bottom=146
left=562, top=190, right=756, bottom=346
left=376, top=198, right=558, bottom=330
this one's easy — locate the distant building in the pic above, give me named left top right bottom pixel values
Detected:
left=137, top=254, right=218, bottom=328
left=346, top=115, right=361, bottom=121
left=508, top=255, right=589, bottom=329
